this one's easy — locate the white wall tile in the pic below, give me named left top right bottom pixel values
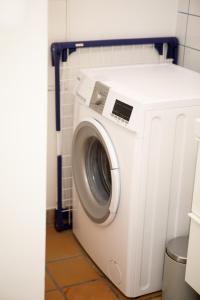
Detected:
left=63, top=199, right=73, bottom=207
left=62, top=129, right=72, bottom=155
left=63, top=178, right=72, bottom=190
left=62, top=104, right=73, bottom=117
left=62, top=116, right=73, bottom=128
left=176, top=13, right=188, bottom=45
left=189, top=0, right=200, bottom=16
left=61, top=92, right=75, bottom=105
left=178, top=45, right=185, bottom=66
left=176, top=0, right=200, bottom=74
left=63, top=166, right=72, bottom=178
left=178, top=0, right=190, bottom=13
left=186, top=15, right=200, bottom=50
left=62, top=155, right=72, bottom=167
left=62, top=188, right=72, bottom=200
left=184, top=47, right=200, bottom=72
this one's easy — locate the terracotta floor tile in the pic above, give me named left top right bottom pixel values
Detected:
left=45, top=272, right=56, bottom=291
left=46, top=225, right=68, bottom=240
left=47, top=255, right=101, bottom=288
left=45, top=290, right=65, bottom=300
left=64, top=279, right=118, bottom=300
left=46, top=231, right=82, bottom=262
left=45, top=227, right=162, bottom=300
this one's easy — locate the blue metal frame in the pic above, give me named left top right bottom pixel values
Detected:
left=51, top=37, right=178, bottom=231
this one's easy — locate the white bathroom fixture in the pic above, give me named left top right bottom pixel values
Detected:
left=72, top=63, right=200, bottom=297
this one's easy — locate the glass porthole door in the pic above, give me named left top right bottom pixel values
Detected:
left=72, top=119, right=120, bottom=225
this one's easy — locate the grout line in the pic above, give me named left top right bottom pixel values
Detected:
left=45, top=287, right=57, bottom=293
left=182, top=45, right=200, bottom=53
left=62, top=187, right=72, bottom=192
left=62, top=278, right=100, bottom=290
left=46, top=230, right=162, bottom=300
left=61, top=127, right=73, bottom=130
left=46, top=254, right=84, bottom=265
left=99, top=277, right=122, bottom=299
left=61, top=113, right=73, bottom=117
left=46, top=267, right=68, bottom=300
left=61, top=103, right=73, bottom=107
left=179, top=42, right=200, bottom=53
left=177, top=11, right=200, bottom=18
left=183, top=5, right=190, bottom=47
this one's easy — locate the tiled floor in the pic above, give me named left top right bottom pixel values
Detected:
left=45, top=225, right=162, bottom=300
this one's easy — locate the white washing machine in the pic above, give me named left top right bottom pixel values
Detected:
left=72, top=63, right=200, bottom=297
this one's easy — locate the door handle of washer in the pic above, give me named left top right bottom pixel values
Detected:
left=80, top=118, right=119, bottom=170
left=109, top=169, right=120, bottom=214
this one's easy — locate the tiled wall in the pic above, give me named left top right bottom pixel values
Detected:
left=177, top=0, right=200, bottom=72
left=47, top=0, right=178, bottom=209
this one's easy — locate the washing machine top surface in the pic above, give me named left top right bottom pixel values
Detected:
left=76, top=63, right=200, bottom=134
left=79, top=63, right=200, bottom=106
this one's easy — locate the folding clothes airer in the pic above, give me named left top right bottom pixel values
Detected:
left=51, top=36, right=178, bottom=231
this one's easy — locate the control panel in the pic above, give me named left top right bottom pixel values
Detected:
left=89, top=80, right=142, bottom=132
left=112, top=100, right=133, bottom=123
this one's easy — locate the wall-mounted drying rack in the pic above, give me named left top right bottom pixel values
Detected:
left=51, top=36, right=179, bottom=231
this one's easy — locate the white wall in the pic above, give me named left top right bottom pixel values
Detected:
left=47, top=0, right=68, bottom=209
left=0, top=1, right=47, bottom=299
left=177, top=0, right=200, bottom=72
left=47, top=0, right=178, bottom=209
left=67, top=0, right=178, bottom=40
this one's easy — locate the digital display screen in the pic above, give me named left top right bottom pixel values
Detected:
left=112, top=100, right=133, bottom=122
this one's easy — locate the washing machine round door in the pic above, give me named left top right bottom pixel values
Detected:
left=72, top=119, right=120, bottom=225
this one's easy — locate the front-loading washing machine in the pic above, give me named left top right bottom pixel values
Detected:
left=72, top=63, right=200, bottom=297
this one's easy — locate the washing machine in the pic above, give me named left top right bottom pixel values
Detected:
left=72, top=63, right=200, bottom=297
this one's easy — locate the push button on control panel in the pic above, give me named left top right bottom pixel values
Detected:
left=111, top=113, right=129, bottom=126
